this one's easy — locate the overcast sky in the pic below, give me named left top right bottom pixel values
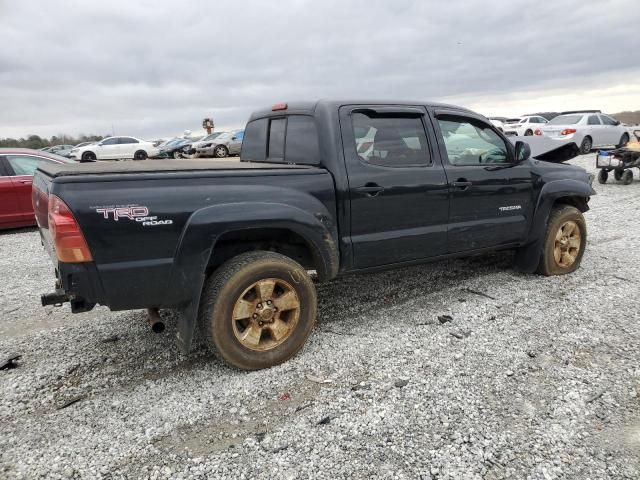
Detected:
left=0, top=0, right=638, bottom=139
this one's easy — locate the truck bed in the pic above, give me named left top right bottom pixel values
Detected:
left=38, top=159, right=315, bottom=178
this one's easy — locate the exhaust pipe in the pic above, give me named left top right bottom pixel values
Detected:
left=147, top=308, right=165, bottom=333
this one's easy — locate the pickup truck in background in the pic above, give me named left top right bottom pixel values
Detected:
left=33, top=100, right=595, bottom=370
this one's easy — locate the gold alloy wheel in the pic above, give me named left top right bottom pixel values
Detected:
left=231, top=278, right=300, bottom=351
left=554, top=220, right=581, bottom=268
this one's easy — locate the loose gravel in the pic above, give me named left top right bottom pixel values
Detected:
left=1, top=153, right=639, bottom=479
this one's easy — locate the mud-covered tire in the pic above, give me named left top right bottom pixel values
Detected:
left=198, top=251, right=317, bottom=370
left=579, top=136, right=592, bottom=154
left=536, top=205, right=586, bottom=276
left=597, top=169, right=608, bottom=184
left=622, top=169, right=633, bottom=185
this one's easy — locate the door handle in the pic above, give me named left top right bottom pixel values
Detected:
left=19, top=180, right=33, bottom=184
left=355, top=184, right=385, bottom=197
left=451, top=179, right=472, bottom=190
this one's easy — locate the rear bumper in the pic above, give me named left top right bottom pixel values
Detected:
left=42, top=261, right=103, bottom=312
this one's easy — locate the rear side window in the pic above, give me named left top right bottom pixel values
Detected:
left=101, top=137, right=119, bottom=145
left=119, top=137, right=139, bottom=144
left=588, top=115, right=601, bottom=125
left=351, top=112, right=431, bottom=167
left=241, top=115, right=320, bottom=165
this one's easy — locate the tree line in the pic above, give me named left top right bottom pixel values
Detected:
left=0, top=134, right=106, bottom=150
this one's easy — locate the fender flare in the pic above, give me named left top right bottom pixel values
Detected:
left=514, top=179, right=595, bottom=272
left=167, top=201, right=339, bottom=353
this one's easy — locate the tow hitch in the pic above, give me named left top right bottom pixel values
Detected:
left=41, top=289, right=72, bottom=307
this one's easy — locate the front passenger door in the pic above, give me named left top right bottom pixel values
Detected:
left=96, top=137, right=120, bottom=159
left=433, top=112, right=534, bottom=252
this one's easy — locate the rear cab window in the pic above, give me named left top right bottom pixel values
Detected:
left=241, top=115, right=320, bottom=165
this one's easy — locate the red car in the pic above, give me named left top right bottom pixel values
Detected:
left=0, top=148, right=73, bottom=229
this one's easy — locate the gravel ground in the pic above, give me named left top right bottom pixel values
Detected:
left=1, top=153, right=639, bottom=479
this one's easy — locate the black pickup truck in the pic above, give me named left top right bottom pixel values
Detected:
left=33, top=100, right=595, bottom=370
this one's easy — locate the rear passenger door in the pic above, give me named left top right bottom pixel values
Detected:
left=118, top=137, right=139, bottom=158
left=339, top=105, right=450, bottom=268
left=431, top=111, right=534, bottom=252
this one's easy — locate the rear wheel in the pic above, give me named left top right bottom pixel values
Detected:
left=214, top=145, right=228, bottom=158
left=597, top=169, right=608, bottom=184
left=580, top=136, right=592, bottom=154
left=617, top=133, right=630, bottom=148
left=614, top=169, right=623, bottom=181
left=537, top=205, right=586, bottom=276
left=622, top=169, right=633, bottom=185
left=199, top=251, right=317, bottom=370
left=524, top=129, right=533, bottom=136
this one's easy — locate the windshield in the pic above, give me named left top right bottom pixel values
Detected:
left=548, top=114, right=583, bottom=125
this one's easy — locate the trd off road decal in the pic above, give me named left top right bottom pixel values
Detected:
left=92, top=205, right=173, bottom=226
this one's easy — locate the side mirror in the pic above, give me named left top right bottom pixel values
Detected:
left=514, top=140, right=531, bottom=162
left=614, top=120, right=621, bottom=126
left=231, top=137, right=237, bottom=141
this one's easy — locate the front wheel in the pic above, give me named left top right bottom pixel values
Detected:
left=134, top=150, right=148, bottom=160
left=617, top=133, right=630, bottom=148
left=199, top=251, right=317, bottom=370
left=614, top=169, right=623, bottom=181
left=537, top=205, right=586, bottom=276
left=622, top=169, right=633, bottom=185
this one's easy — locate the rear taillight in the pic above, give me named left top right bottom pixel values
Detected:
left=534, top=129, right=542, bottom=136
left=48, top=195, right=93, bottom=263
left=561, top=128, right=577, bottom=135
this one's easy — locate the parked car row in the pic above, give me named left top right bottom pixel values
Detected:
left=487, top=110, right=631, bottom=154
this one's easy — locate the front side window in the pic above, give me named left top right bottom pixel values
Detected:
left=351, top=112, right=430, bottom=167
left=7, top=155, right=52, bottom=176
left=437, top=116, right=510, bottom=165
left=101, top=138, right=119, bottom=145
left=600, top=115, right=617, bottom=126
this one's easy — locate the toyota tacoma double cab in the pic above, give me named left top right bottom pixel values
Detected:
left=33, top=100, right=595, bottom=370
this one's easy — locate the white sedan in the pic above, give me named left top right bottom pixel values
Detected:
left=538, top=112, right=630, bottom=154
left=502, top=115, right=549, bottom=136
left=70, top=136, right=160, bottom=161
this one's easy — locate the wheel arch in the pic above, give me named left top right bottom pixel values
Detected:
left=166, top=201, right=339, bottom=353
left=514, top=180, right=594, bottom=273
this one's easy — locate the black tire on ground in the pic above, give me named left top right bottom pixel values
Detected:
left=614, top=169, right=623, bottom=181
left=617, top=133, right=630, bottom=148
left=524, top=129, right=533, bottom=136
left=579, top=136, right=592, bottom=154
left=198, top=251, right=317, bottom=370
left=622, top=169, right=633, bottom=185
left=134, top=150, right=147, bottom=160
left=214, top=145, right=228, bottom=158
left=536, top=205, right=586, bottom=276
left=597, top=169, right=608, bottom=184
left=81, top=151, right=96, bottom=162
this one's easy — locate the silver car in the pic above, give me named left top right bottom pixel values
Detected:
left=195, top=130, right=244, bottom=158
left=539, top=111, right=630, bottom=154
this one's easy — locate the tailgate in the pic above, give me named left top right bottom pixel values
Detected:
left=32, top=170, right=56, bottom=263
